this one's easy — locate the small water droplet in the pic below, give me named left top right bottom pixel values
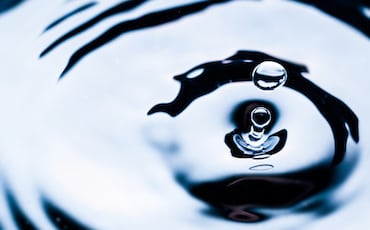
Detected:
left=251, top=107, right=271, bottom=128
left=226, top=104, right=287, bottom=160
left=252, top=61, right=287, bottom=90
left=247, top=106, right=271, bottom=142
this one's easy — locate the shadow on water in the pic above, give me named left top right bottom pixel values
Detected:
left=177, top=148, right=360, bottom=222
left=4, top=185, right=92, bottom=229
left=0, top=0, right=24, bottom=14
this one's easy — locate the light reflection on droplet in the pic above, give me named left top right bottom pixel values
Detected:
left=186, top=68, right=204, bottom=79
left=252, top=61, right=287, bottom=90
left=251, top=154, right=270, bottom=160
left=222, top=60, right=232, bottom=64
left=249, top=164, right=274, bottom=171
left=362, top=7, right=370, bottom=19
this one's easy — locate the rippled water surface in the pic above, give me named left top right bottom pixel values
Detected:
left=0, top=0, right=369, bottom=229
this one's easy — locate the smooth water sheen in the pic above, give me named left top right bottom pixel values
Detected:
left=0, top=0, right=367, bottom=229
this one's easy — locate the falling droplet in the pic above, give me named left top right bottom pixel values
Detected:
left=251, top=107, right=271, bottom=129
left=225, top=104, right=287, bottom=160
left=252, top=61, right=287, bottom=90
left=247, top=106, right=271, bottom=142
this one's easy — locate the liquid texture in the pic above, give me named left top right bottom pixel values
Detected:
left=17, top=0, right=364, bottom=226
left=40, top=0, right=369, bottom=78
left=150, top=51, right=359, bottom=222
left=5, top=186, right=91, bottom=229
left=149, top=51, right=359, bottom=165
left=188, top=166, right=336, bottom=222
left=225, top=103, right=287, bottom=159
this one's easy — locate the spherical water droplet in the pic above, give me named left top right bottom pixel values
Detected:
left=251, top=107, right=271, bottom=128
left=252, top=61, right=287, bottom=90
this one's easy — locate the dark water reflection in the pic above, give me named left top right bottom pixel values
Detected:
left=0, top=0, right=367, bottom=229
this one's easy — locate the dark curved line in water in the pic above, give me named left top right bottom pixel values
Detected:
left=42, top=198, right=91, bottom=230
left=148, top=51, right=359, bottom=166
left=5, top=188, right=37, bottom=230
left=43, top=2, right=98, bottom=33
left=57, top=0, right=233, bottom=78
left=0, top=0, right=25, bottom=14
left=293, top=0, right=370, bottom=37
left=40, top=0, right=149, bottom=58
left=40, top=0, right=367, bottom=78
left=285, top=75, right=359, bottom=165
left=179, top=140, right=359, bottom=222
left=147, top=51, right=308, bottom=117
left=188, top=166, right=334, bottom=222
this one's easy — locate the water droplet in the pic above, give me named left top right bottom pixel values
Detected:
left=186, top=68, right=204, bottom=79
left=251, top=107, right=271, bottom=129
left=225, top=104, right=287, bottom=159
left=246, top=106, right=271, bottom=142
left=252, top=61, right=287, bottom=90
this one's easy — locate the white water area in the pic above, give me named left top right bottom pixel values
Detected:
left=0, top=0, right=369, bottom=229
